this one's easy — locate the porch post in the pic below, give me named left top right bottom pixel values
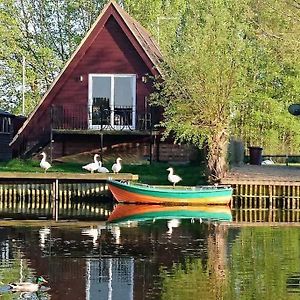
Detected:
left=100, top=133, right=104, bottom=162
left=50, top=106, right=53, bottom=163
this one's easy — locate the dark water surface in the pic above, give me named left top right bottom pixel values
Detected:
left=0, top=183, right=299, bottom=299
left=0, top=209, right=299, bottom=299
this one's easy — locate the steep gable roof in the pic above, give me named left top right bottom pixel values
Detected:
left=112, top=2, right=162, bottom=72
left=11, top=0, right=163, bottom=146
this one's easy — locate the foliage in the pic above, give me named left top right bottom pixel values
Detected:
left=150, top=0, right=300, bottom=181
left=230, top=0, right=300, bottom=155
left=0, top=0, right=107, bottom=114
left=124, top=0, right=186, bottom=51
left=150, top=0, right=252, bottom=181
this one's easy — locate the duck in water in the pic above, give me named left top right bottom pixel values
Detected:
left=8, top=276, right=48, bottom=293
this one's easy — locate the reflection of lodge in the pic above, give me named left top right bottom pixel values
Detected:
left=0, top=218, right=231, bottom=299
left=0, top=182, right=111, bottom=220
left=86, top=258, right=134, bottom=299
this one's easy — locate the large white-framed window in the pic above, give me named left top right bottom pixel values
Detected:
left=88, top=74, right=136, bottom=130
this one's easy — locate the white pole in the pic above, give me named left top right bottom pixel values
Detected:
left=22, top=56, right=25, bottom=115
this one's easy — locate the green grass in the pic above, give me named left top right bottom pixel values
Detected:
left=123, top=162, right=207, bottom=185
left=0, top=159, right=82, bottom=173
left=0, top=159, right=207, bottom=185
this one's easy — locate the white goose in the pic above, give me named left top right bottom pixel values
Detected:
left=98, top=161, right=109, bottom=173
left=82, top=154, right=100, bottom=173
left=261, top=158, right=274, bottom=165
left=167, top=167, right=182, bottom=187
left=40, top=152, right=51, bottom=173
left=112, top=157, right=122, bottom=174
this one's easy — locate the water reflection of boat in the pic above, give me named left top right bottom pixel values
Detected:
left=108, top=204, right=232, bottom=224
left=107, top=180, right=233, bottom=205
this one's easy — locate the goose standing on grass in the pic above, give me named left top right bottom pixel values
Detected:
left=82, top=154, right=100, bottom=173
left=98, top=161, right=109, bottom=173
left=167, top=167, right=182, bottom=187
left=8, top=276, right=48, bottom=293
left=40, top=152, right=51, bottom=173
left=262, top=158, right=274, bottom=165
left=112, top=157, right=122, bottom=174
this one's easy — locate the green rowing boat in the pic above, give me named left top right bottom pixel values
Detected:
left=107, top=180, right=232, bottom=205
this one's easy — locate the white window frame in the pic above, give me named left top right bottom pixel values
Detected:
left=88, top=74, right=136, bottom=130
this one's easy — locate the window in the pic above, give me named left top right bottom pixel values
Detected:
left=88, top=74, right=136, bottom=130
left=0, top=117, right=11, bottom=133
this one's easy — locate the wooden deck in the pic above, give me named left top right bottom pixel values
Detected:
left=221, top=165, right=300, bottom=185
left=0, top=172, right=138, bottom=182
left=221, top=165, right=300, bottom=208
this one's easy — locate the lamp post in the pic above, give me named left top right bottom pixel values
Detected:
left=22, top=56, right=26, bottom=115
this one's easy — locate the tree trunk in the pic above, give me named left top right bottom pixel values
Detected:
left=206, top=129, right=229, bottom=183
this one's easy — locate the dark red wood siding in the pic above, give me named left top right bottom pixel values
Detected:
left=14, top=10, right=156, bottom=151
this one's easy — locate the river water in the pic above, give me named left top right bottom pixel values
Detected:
left=0, top=183, right=299, bottom=299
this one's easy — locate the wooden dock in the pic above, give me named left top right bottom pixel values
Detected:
left=0, top=171, right=138, bottom=221
left=221, top=165, right=300, bottom=208
left=222, top=165, right=300, bottom=184
left=0, top=172, right=138, bottom=182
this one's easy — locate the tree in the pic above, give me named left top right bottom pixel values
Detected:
left=150, top=0, right=300, bottom=182
left=0, top=0, right=107, bottom=115
left=151, top=0, right=252, bottom=182
left=230, top=0, right=300, bottom=155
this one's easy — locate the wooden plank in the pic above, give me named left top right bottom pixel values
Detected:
left=0, top=172, right=138, bottom=181
left=226, top=222, right=300, bottom=227
left=222, top=179, right=300, bottom=186
left=53, top=129, right=151, bottom=136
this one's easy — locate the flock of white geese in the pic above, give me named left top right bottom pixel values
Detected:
left=40, top=152, right=122, bottom=174
left=40, top=152, right=182, bottom=186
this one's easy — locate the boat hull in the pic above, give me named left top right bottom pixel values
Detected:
left=108, top=204, right=232, bottom=224
left=108, top=180, right=232, bottom=205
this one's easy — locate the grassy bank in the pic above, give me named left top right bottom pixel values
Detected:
left=0, top=159, right=207, bottom=186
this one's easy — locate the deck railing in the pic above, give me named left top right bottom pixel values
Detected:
left=51, top=105, right=152, bottom=131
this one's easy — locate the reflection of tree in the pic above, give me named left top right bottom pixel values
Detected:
left=0, top=250, right=32, bottom=299
left=159, top=224, right=229, bottom=300
left=0, top=252, right=31, bottom=284
left=228, top=227, right=300, bottom=299
left=207, top=224, right=228, bottom=298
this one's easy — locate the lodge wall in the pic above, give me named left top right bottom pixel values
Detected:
left=0, top=133, right=12, bottom=161
left=12, top=15, right=157, bottom=158
left=42, top=134, right=198, bottom=163
left=0, top=112, right=26, bottom=161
